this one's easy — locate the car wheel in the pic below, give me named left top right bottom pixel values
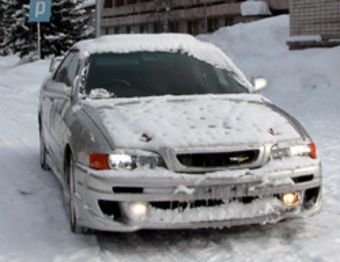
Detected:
left=65, top=153, right=92, bottom=234
left=39, top=128, right=50, bottom=170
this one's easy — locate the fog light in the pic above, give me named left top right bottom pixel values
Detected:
left=129, top=201, right=148, bottom=217
left=282, top=192, right=300, bottom=206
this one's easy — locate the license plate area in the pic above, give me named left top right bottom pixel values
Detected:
left=193, top=184, right=249, bottom=199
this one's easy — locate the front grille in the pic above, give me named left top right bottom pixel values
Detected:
left=177, top=150, right=259, bottom=168
left=150, top=200, right=224, bottom=210
left=150, top=197, right=257, bottom=211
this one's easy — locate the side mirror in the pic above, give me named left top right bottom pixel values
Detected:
left=45, top=82, right=70, bottom=100
left=252, top=77, right=267, bottom=92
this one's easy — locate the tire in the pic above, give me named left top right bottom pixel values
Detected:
left=39, top=128, right=50, bottom=170
left=65, top=153, right=92, bottom=234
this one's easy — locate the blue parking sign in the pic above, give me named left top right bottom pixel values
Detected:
left=29, top=0, right=51, bottom=22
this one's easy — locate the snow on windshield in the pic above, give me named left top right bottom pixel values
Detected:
left=74, top=34, right=253, bottom=90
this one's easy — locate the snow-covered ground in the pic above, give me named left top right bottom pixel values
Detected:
left=1, top=15, right=340, bottom=261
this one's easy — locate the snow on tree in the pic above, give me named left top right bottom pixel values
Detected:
left=0, top=1, right=4, bottom=45
left=40, top=0, right=90, bottom=58
left=2, top=0, right=90, bottom=59
left=1, top=0, right=34, bottom=56
left=2, top=0, right=36, bottom=58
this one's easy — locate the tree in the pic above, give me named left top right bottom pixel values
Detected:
left=2, top=0, right=36, bottom=58
left=0, top=1, right=4, bottom=45
left=2, top=0, right=90, bottom=59
left=40, top=0, right=90, bottom=58
left=0, top=0, right=18, bottom=55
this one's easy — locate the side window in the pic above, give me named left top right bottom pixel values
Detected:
left=215, top=68, right=229, bottom=86
left=53, top=51, right=79, bottom=87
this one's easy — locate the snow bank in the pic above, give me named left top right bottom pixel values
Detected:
left=198, top=15, right=340, bottom=122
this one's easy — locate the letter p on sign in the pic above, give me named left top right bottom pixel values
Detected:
left=35, top=2, right=46, bottom=18
left=29, top=0, right=51, bottom=22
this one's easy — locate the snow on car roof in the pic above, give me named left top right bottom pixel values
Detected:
left=73, top=34, right=252, bottom=89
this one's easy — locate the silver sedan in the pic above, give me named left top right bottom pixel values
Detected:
left=38, top=34, right=322, bottom=233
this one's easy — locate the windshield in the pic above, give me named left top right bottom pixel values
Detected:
left=84, top=52, right=249, bottom=98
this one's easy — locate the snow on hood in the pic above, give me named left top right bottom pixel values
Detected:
left=86, top=94, right=301, bottom=150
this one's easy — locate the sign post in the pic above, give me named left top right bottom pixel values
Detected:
left=28, top=0, right=51, bottom=59
left=96, top=0, right=101, bottom=38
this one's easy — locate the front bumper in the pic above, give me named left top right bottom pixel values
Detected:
left=72, top=158, right=322, bottom=232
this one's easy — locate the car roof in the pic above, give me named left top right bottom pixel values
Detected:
left=78, top=34, right=227, bottom=64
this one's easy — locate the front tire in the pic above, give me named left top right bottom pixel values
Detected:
left=39, top=127, right=50, bottom=170
left=65, top=153, right=92, bottom=234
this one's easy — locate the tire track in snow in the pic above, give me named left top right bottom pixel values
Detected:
left=97, top=230, right=234, bottom=262
left=0, top=60, right=100, bottom=262
left=97, top=223, right=323, bottom=262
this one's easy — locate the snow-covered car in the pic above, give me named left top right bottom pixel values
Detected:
left=38, top=34, right=322, bottom=233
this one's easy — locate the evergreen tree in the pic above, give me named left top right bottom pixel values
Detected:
left=2, top=0, right=89, bottom=59
left=0, top=0, right=30, bottom=55
left=0, top=2, right=4, bottom=44
left=2, top=0, right=36, bottom=58
left=40, top=0, right=90, bottom=58
left=0, top=0, right=12, bottom=38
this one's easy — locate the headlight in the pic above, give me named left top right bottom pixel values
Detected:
left=271, top=142, right=317, bottom=159
left=289, top=143, right=316, bottom=158
left=108, top=154, right=135, bottom=170
left=89, top=152, right=164, bottom=170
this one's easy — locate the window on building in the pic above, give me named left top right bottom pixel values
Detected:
left=127, top=25, right=135, bottom=34
left=115, top=0, right=124, bottom=7
left=208, top=18, right=219, bottom=33
left=104, top=0, right=113, bottom=8
left=225, top=17, right=234, bottom=27
left=154, top=22, right=164, bottom=33
left=168, top=22, right=180, bottom=33
left=140, top=24, right=148, bottom=33
left=126, top=0, right=137, bottom=4
left=188, top=21, right=199, bottom=35
left=115, top=26, right=122, bottom=34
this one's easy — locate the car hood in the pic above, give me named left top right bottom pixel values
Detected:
left=84, top=94, right=304, bottom=151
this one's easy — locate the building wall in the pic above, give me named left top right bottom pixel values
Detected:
left=290, top=0, right=340, bottom=39
left=101, top=0, right=288, bottom=35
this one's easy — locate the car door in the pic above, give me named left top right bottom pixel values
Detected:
left=44, top=51, right=80, bottom=177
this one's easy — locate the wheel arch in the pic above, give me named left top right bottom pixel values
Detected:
left=63, top=144, right=73, bottom=182
left=38, top=113, right=41, bottom=128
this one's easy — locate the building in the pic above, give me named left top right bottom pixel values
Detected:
left=101, top=0, right=289, bottom=36
left=288, top=0, right=340, bottom=49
